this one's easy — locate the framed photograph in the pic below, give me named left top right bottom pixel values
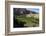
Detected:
left=5, top=1, right=45, bottom=35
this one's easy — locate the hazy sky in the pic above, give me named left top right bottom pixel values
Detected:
left=26, top=8, right=39, bottom=13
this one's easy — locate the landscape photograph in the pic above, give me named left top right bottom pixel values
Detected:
left=13, top=8, right=39, bottom=28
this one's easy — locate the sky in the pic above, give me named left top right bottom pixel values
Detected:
left=26, top=8, right=39, bottom=13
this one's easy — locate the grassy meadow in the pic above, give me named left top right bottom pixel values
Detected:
left=15, top=15, right=39, bottom=27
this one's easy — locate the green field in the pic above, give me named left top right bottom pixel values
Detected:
left=15, top=15, right=39, bottom=27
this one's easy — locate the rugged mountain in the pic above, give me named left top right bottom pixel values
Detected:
left=13, top=8, right=38, bottom=15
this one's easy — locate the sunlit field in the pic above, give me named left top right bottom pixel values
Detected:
left=15, top=15, right=39, bottom=27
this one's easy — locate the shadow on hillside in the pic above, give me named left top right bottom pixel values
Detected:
left=13, top=17, right=28, bottom=28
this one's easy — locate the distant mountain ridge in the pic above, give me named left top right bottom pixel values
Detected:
left=13, top=8, right=38, bottom=15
